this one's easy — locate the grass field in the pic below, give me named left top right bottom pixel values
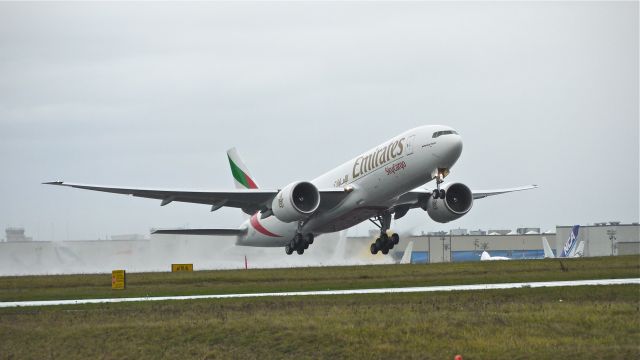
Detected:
left=0, top=256, right=638, bottom=359
left=0, top=255, right=638, bottom=302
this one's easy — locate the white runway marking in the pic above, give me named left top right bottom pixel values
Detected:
left=1, top=278, right=638, bottom=308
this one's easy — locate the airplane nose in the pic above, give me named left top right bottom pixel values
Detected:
left=450, top=134, right=463, bottom=158
left=439, top=134, right=463, bottom=167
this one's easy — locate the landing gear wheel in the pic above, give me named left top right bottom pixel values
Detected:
left=304, top=242, right=309, bottom=250
left=391, top=233, right=399, bottom=245
left=370, top=243, right=378, bottom=255
left=432, top=189, right=439, bottom=199
left=294, top=233, right=304, bottom=247
left=304, top=233, right=314, bottom=245
left=440, top=189, right=446, bottom=198
left=285, top=245, right=294, bottom=255
left=297, top=247, right=304, bottom=255
left=369, top=210, right=393, bottom=256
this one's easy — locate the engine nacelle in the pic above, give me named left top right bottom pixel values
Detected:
left=426, top=183, right=474, bottom=223
left=272, top=181, right=320, bottom=223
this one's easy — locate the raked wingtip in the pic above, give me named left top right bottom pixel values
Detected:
left=42, top=181, right=64, bottom=185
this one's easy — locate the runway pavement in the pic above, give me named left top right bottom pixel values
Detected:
left=1, top=278, right=638, bottom=308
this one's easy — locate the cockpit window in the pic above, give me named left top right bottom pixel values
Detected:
left=432, top=130, right=458, bottom=138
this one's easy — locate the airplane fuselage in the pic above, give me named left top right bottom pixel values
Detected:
left=238, top=125, right=463, bottom=246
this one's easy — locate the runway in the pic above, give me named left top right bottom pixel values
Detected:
left=1, top=278, right=638, bottom=308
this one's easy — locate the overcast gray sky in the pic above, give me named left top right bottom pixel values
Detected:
left=1, top=2, right=638, bottom=241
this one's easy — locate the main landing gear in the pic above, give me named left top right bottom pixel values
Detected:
left=369, top=211, right=400, bottom=255
left=285, top=233, right=314, bottom=255
left=285, top=221, right=314, bottom=255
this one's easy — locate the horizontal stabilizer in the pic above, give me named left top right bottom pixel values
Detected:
left=152, top=228, right=246, bottom=236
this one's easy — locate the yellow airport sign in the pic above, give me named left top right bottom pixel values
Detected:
left=171, top=264, right=193, bottom=272
left=111, top=270, right=126, bottom=290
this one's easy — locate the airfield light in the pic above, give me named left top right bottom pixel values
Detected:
left=606, top=229, right=616, bottom=256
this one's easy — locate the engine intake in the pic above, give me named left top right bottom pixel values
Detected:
left=272, top=181, right=320, bottom=223
left=426, top=183, right=473, bottom=223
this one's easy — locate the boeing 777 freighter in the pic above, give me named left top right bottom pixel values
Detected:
left=46, top=125, right=537, bottom=256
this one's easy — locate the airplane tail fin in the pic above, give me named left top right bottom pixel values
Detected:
left=560, top=225, right=580, bottom=257
left=542, top=237, right=555, bottom=258
left=227, top=148, right=259, bottom=189
left=400, top=241, right=414, bottom=264
left=480, top=251, right=491, bottom=261
left=573, top=241, right=585, bottom=258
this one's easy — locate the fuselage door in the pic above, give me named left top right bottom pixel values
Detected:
left=406, top=135, right=415, bottom=155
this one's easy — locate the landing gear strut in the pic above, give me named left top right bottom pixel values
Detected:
left=369, top=211, right=400, bottom=255
left=285, top=221, right=314, bottom=255
left=432, top=169, right=447, bottom=199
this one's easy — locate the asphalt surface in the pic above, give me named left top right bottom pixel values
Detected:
left=1, top=278, right=638, bottom=308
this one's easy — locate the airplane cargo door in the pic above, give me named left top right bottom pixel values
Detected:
left=406, top=135, right=415, bottom=155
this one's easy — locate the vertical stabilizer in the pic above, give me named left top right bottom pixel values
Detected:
left=400, top=241, right=414, bottom=264
left=560, top=225, right=580, bottom=258
left=542, top=237, right=555, bottom=258
left=573, top=241, right=585, bottom=258
left=480, top=251, right=491, bottom=261
left=227, top=148, right=259, bottom=189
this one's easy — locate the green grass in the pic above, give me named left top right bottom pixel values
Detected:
left=0, top=257, right=638, bottom=359
left=0, top=255, right=638, bottom=302
left=0, top=285, right=638, bottom=359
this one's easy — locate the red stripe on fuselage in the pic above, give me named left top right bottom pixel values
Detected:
left=250, top=214, right=282, bottom=237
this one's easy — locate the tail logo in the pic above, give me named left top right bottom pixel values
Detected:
left=561, top=225, right=580, bottom=257
left=228, top=156, right=258, bottom=189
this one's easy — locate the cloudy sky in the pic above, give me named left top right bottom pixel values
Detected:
left=1, top=2, right=637, bottom=241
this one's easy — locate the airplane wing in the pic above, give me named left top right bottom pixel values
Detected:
left=392, top=184, right=538, bottom=219
left=468, top=185, right=539, bottom=199
left=152, top=228, right=246, bottom=236
left=395, top=184, right=538, bottom=205
left=43, top=181, right=350, bottom=214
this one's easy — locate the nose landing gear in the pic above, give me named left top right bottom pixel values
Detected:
left=432, top=168, right=449, bottom=199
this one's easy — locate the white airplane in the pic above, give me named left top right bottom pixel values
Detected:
left=543, top=225, right=584, bottom=258
left=400, top=241, right=414, bottom=264
left=45, top=125, right=537, bottom=256
left=480, top=251, right=511, bottom=261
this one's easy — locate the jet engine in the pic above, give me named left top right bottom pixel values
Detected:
left=426, top=183, right=473, bottom=223
left=272, top=181, right=320, bottom=223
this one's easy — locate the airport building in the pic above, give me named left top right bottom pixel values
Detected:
left=555, top=223, right=640, bottom=257
left=4, top=227, right=33, bottom=242
left=0, top=222, right=637, bottom=274
left=391, top=222, right=640, bottom=263
left=392, top=232, right=548, bottom=264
